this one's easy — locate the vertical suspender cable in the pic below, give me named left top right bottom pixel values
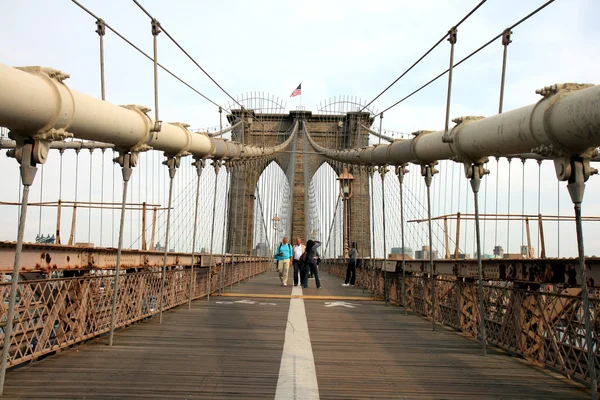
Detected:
left=380, top=167, right=388, bottom=305
left=207, top=161, right=221, bottom=301
left=397, top=165, right=408, bottom=316
left=0, top=144, right=37, bottom=395
left=494, top=157, right=499, bottom=249
left=557, top=180, right=560, bottom=257
left=38, top=164, right=44, bottom=236
left=423, top=164, right=438, bottom=331
left=112, top=149, right=115, bottom=246
left=482, top=161, right=488, bottom=256
left=507, top=158, right=512, bottom=255
left=521, top=159, right=526, bottom=254
left=88, top=149, right=93, bottom=243
left=70, top=150, right=81, bottom=246
left=108, top=153, right=133, bottom=346
left=442, top=27, right=457, bottom=144
left=239, top=162, right=248, bottom=282
left=188, top=158, right=204, bottom=309
left=159, top=156, right=178, bottom=324
left=370, top=168, right=375, bottom=296
left=221, top=163, right=231, bottom=294
left=100, top=149, right=105, bottom=246
left=537, top=160, right=542, bottom=257
left=151, top=18, right=162, bottom=135
left=467, top=162, right=488, bottom=356
left=498, top=29, right=512, bottom=114
left=57, top=150, right=64, bottom=244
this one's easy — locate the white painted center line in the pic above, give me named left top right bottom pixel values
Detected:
left=275, top=286, right=319, bottom=400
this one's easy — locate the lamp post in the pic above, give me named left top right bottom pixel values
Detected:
left=272, top=214, right=280, bottom=255
left=337, top=167, right=354, bottom=259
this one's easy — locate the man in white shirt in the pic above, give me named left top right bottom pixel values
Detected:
left=292, top=237, right=305, bottom=287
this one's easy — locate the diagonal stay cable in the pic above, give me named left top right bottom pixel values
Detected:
left=71, top=0, right=223, bottom=109
left=360, top=0, right=487, bottom=113
left=376, top=0, right=555, bottom=117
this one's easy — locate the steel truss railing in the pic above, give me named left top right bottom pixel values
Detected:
left=324, top=259, right=599, bottom=391
left=0, top=258, right=267, bottom=369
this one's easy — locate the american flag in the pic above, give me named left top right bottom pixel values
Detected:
left=290, top=83, right=301, bottom=97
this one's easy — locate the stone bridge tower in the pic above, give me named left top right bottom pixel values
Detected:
left=226, top=109, right=373, bottom=258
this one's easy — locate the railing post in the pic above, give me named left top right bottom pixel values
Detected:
left=108, top=151, right=136, bottom=346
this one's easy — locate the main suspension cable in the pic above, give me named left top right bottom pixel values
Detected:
left=376, top=0, right=555, bottom=117
left=71, top=0, right=223, bottom=109
left=361, top=0, right=487, bottom=112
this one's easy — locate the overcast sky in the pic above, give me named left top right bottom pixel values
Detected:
left=1, top=0, right=600, bottom=257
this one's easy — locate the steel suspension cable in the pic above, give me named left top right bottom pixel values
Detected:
left=361, top=0, right=487, bottom=112
left=132, top=0, right=248, bottom=113
left=71, top=0, right=223, bottom=108
left=376, top=0, right=556, bottom=117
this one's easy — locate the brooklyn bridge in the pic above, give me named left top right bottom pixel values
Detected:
left=0, top=0, right=599, bottom=398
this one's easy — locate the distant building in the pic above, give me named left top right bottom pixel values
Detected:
left=493, top=245, right=504, bottom=258
left=520, top=245, right=536, bottom=258
left=255, top=242, right=269, bottom=256
left=414, top=245, right=439, bottom=260
left=391, top=247, right=414, bottom=258
left=35, top=234, right=55, bottom=244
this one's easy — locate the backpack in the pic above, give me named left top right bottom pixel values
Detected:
left=299, top=252, right=307, bottom=263
left=276, top=243, right=291, bottom=257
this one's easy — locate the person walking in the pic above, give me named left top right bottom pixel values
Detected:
left=303, top=239, right=321, bottom=289
left=343, top=242, right=358, bottom=287
left=274, top=237, right=293, bottom=286
left=292, top=237, right=305, bottom=287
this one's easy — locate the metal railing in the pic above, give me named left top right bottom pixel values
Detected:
left=324, top=258, right=599, bottom=390
left=0, top=257, right=267, bottom=368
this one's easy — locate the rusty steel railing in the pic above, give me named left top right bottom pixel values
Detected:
left=324, top=258, right=600, bottom=391
left=0, top=257, right=267, bottom=369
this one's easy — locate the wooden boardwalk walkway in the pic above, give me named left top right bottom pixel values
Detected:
left=2, top=270, right=590, bottom=399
